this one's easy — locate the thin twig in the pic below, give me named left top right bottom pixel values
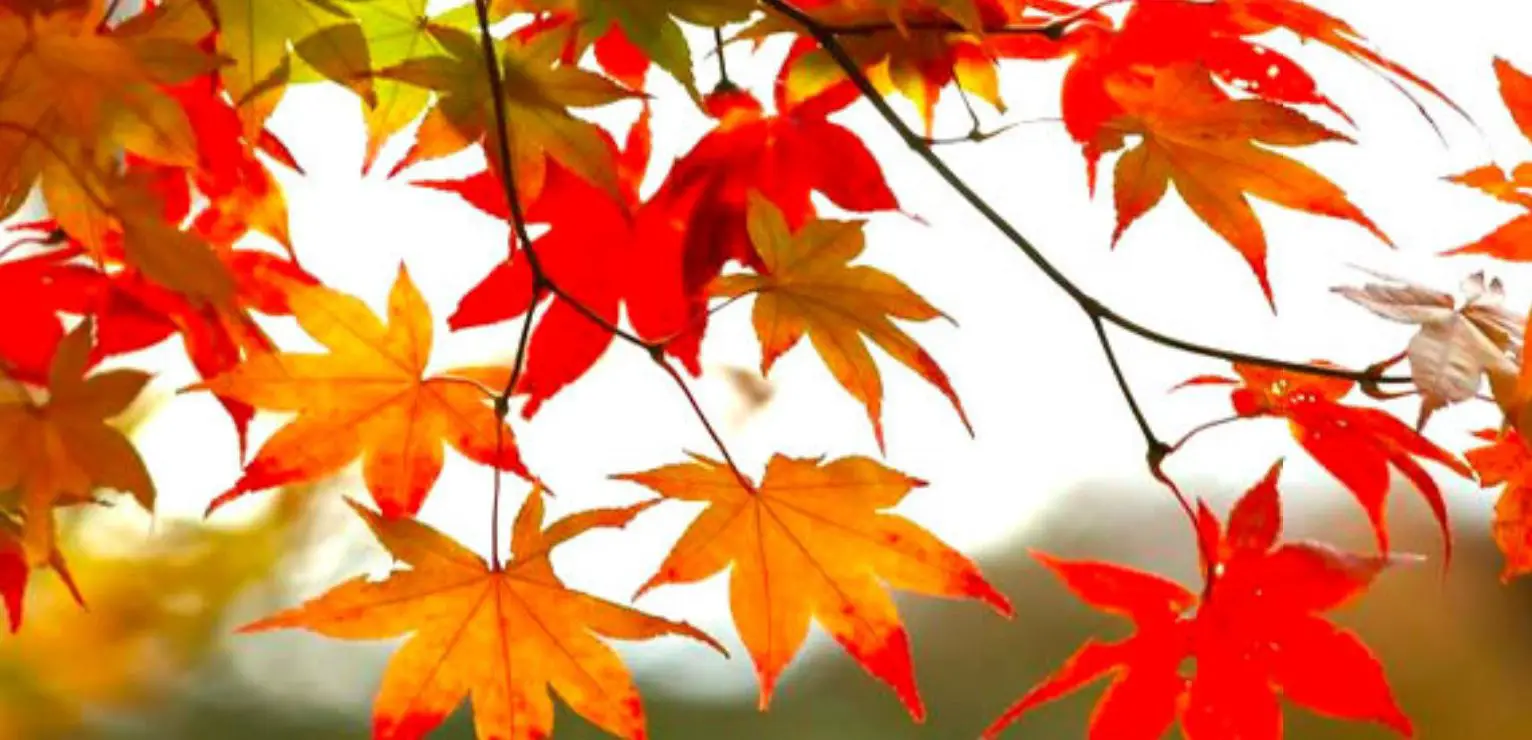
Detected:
left=918, top=69, right=1010, bottom=146
left=1090, top=316, right=1196, bottom=527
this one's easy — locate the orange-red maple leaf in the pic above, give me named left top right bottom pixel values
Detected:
left=242, top=493, right=723, bottom=740
left=192, top=266, right=528, bottom=518
left=617, top=453, right=1011, bottom=719
left=1463, top=428, right=1532, bottom=581
left=713, top=194, right=970, bottom=450
left=1178, top=363, right=1470, bottom=556
left=1028, top=0, right=1458, bottom=303
left=985, top=463, right=1412, bottom=739
left=632, top=87, right=901, bottom=370
left=1098, top=63, right=1387, bottom=303
left=1445, top=58, right=1532, bottom=260
left=1057, top=0, right=1453, bottom=156
left=0, top=322, right=155, bottom=565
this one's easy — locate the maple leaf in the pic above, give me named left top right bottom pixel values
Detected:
left=192, top=265, right=528, bottom=518
left=429, top=116, right=649, bottom=418
left=1334, top=270, right=1523, bottom=428
left=753, top=0, right=1019, bottom=133
left=1100, top=64, right=1387, bottom=304
left=1445, top=58, right=1532, bottom=260
left=632, top=87, right=900, bottom=370
left=242, top=493, right=723, bottom=740
left=617, top=453, right=1012, bottom=719
left=0, top=0, right=216, bottom=248
left=0, top=249, right=83, bottom=385
left=1179, top=363, right=1471, bottom=555
left=0, top=514, right=82, bottom=633
left=0, top=322, right=154, bottom=565
left=378, top=23, right=635, bottom=201
left=1464, top=428, right=1532, bottom=581
left=713, top=194, right=970, bottom=449
left=759, top=1, right=1101, bottom=131
left=338, top=0, right=480, bottom=172
left=985, top=463, right=1412, bottom=739
left=1057, top=0, right=1455, bottom=150
left=5, top=204, right=315, bottom=450
left=160, top=76, right=299, bottom=252
left=494, top=0, right=755, bottom=96
left=504, top=11, right=651, bottom=93
left=204, top=0, right=374, bottom=139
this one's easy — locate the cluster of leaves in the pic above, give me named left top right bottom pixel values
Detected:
left=4, top=0, right=1532, bottom=738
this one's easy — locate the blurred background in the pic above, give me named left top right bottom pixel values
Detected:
left=7, top=0, right=1532, bottom=738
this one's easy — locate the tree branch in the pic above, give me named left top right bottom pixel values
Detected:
left=758, top=0, right=1411, bottom=388
left=469, top=0, right=755, bottom=498
left=761, top=0, right=1412, bottom=539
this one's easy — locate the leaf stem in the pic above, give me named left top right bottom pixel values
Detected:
left=713, top=28, right=733, bottom=90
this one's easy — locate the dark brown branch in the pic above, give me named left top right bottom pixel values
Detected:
left=469, top=0, right=754, bottom=500
left=761, top=0, right=1416, bottom=545
left=758, top=0, right=1411, bottom=388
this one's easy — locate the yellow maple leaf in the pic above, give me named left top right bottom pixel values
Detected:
left=713, top=193, right=971, bottom=449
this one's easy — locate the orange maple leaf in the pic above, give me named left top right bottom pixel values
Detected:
left=617, top=453, right=1012, bottom=719
left=1178, top=363, right=1471, bottom=557
left=0, top=0, right=216, bottom=247
left=193, top=265, right=528, bottom=517
left=1103, top=64, right=1387, bottom=303
left=985, top=463, right=1412, bottom=739
left=241, top=493, right=723, bottom=740
left=1445, top=58, right=1532, bottom=260
left=712, top=194, right=969, bottom=450
left=0, top=322, right=154, bottom=565
left=1463, top=428, right=1532, bottom=581
left=0, top=515, right=82, bottom=633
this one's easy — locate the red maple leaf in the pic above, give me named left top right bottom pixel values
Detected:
left=1178, top=363, right=1471, bottom=557
left=630, top=85, right=901, bottom=370
left=418, top=112, right=650, bottom=417
left=985, top=462, right=1412, bottom=739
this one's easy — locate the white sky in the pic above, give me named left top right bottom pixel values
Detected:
left=82, top=0, right=1532, bottom=713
